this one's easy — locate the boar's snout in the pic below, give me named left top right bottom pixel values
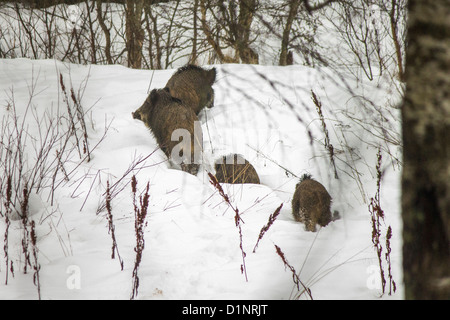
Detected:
left=132, top=111, right=141, bottom=120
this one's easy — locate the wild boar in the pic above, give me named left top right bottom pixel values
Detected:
left=132, top=88, right=202, bottom=175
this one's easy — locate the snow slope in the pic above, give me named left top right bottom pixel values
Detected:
left=0, top=58, right=402, bottom=300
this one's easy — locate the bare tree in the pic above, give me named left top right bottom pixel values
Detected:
left=279, top=0, right=301, bottom=66
left=386, top=0, right=406, bottom=81
left=124, top=0, right=144, bottom=69
left=319, top=0, right=406, bottom=83
left=199, top=0, right=259, bottom=64
left=236, top=0, right=259, bottom=63
left=189, top=0, right=199, bottom=64
left=143, top=1, right=162, bottom=69
left=96, top=0, right=113, bottom=64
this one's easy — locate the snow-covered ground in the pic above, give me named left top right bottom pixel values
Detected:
left=0, top=58, right=402, bottom=300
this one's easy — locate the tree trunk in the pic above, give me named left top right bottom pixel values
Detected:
left=389, top=0, right=405, bottom=81
left=401, top=0, right=450, bottom=299
left=199, top=0, right=257, bottom=64
left=189, top=0, right=199, bottom=64
left=144, top=2, right=162, bottom=69
left=96, top=0, right=113, bottom=64
left=237, top=0, right=258, bottom=64
left=199, top=0, right=238, bottom=64
left=125, top=0, right=144, bottom=69
left=279, top=0, right=301, bottom=66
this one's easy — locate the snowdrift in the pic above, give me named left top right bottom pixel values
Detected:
left=0, top=58, right=402, bottom=299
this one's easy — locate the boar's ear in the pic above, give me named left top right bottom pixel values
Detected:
left=150, top=89, right=159, bottom=104
left=172, top=97, right=182, bottom=104
left=300, top=173, right=312, bottom=182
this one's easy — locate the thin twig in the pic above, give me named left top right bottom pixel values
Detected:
left=208, top=172, right=248, bottom=282
left=130, top=176, right=150, bottom=300
left=30, top=220, right=41, bottom=300
left=253, top=203, right=283, bottom=253
left=105, top=180, right=124, bottom=271
left=274, top=244, right=313, bottom=300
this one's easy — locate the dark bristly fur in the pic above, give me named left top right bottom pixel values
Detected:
left=165, top=64, right=216, bottom=115
left=214, top=154, right=260, bottom=184
left=291, top=174, right=332, bottom=232
left=132, top=88, right=202, bottom=175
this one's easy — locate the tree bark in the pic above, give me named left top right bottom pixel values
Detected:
left=237, top=0, right=258, bottom=64
left=199, top=0, right=257, bottom=64
left=189, top=0, right=199, bottom=64
left=389, top=0, right=405, bottom=81
left=401, top=0, right=450, bottom=299
left=21, top=0, right=169, bottom=9
left=125, top=0, right=144, bottom=69
left=279, top=0, right=301, bottom=66
left=199, top=0, right=238, bottom=64
left=96, top=0, right=113, bottom=64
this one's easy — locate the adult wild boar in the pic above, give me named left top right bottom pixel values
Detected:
left=132, top=88, right=202, bottom=175
left=165, top=64, right=216, bottom=116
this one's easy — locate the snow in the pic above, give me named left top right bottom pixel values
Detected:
left=0, top=58, right=403, bottom=300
